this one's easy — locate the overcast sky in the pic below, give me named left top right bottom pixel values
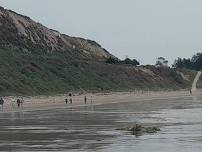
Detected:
left=1, top=0, right=202, bottom=65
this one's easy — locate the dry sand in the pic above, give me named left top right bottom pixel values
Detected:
left=0, top=89, right=200, bottom=113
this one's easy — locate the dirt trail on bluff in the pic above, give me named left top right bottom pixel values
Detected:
left=192, top=71, right=202, bottom=92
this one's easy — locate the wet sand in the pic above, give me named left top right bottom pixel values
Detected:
left=0, top=92, right=202, bottom=151
left=0, top=90, right=199, bottom=113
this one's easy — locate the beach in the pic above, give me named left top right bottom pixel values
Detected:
left=0, top=90, right=202, bottom=151
left=0, top=89, right=198, bottom=113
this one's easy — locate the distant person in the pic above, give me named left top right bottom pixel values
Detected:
left=65, top=98, right=68, bottom=104
left=68, top=93, right=73, bottom=104
left=91, top=96, right=93, bottom=104
left=84, top=96, right=87, bottom=104
left=69, top=98, right=72, bottom=104
left=17, top=99, right=21, bottom=108
left=0, top=97, right=4, bottom=111
left=190, top=89, right=192, bottom=95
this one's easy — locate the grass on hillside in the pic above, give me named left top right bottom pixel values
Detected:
left=0, top=48, right=191, bottom=96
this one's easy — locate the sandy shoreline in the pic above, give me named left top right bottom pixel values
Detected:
left=0, top=89, right=200, bottom=113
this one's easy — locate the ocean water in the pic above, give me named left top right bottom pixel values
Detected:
left=0, top=95, right=202, bottom=152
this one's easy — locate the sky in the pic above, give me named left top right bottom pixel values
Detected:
left=1, top=0, right=202, bottom=65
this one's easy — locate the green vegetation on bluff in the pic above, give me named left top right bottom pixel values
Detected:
left=0, top=48, right=191, bottom=96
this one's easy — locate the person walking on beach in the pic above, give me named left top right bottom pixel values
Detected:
left=0, top=97, right=4, bottom=111
left=17, top=98, right=21, bottom=108
left=69, top=98, right=72, bottom=104
left=91, top=95, right=93, bottom=104
left=190, top=89, right=192, bottom=95
left=84, top=96, right=87, bottom=104
left=69, top=93, right=73, bottom=104
left=65, top=94, right=68, bottom=104
left=65, top=98, right=68, bottom=104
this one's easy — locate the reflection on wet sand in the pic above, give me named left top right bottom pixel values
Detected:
left=0, top=95, right=202, bottom=151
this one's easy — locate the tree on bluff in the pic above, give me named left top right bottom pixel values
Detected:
left=106, top=57, right=140, bottom=66
left=156, top=57, right=168, bottom=67
left=173, top=52, right=202, bottom=70
left=191, top=53, right=202, bottom=70
left=123, top=58, right=140, bottom=66
left=173, top=58, right=192, bottom=69
left=106, top=57, right=119, bottom=64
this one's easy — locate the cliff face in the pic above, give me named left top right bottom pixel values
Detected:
left=0, top=6, right=192, bottom=95
left=0, top=6, right=113, bottom=61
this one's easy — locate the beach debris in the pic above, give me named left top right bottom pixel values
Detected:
left=117, top=124, right=160, bottom=136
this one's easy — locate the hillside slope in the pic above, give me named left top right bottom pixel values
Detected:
left=0, top=48, right=191, bottom=95
left=0, top=6, right=114, bottom=61
left=0, top=7, right=193, bottom=95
